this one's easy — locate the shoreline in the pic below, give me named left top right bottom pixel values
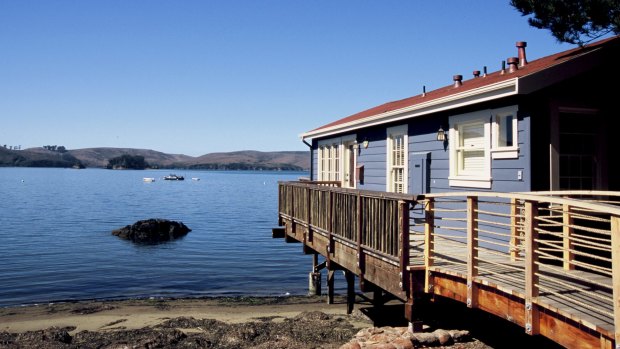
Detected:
left=0, top=295, right=562, bottom=348
left=0, top=295, right=376, bottom=348
left=0, top=295, right=368, bottom=334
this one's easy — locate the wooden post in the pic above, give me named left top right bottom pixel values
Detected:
left=611, top=216, right=620, bottom=347
left=345, top=270, right=355, bottom=314
left=309, top=254, right=322, bottom=297
left=307, top=187, right=313, bottom=242
left=524, top=200, right=540, bottom=335
left=424, top=198, right=435, bottom=293
left=326, top=190, right=334, bottom=271
left=399, top=200, right=410, bottom=291
left=467, top=196, right=479, bottom=309
left=327, top=269, right=335, bottom=305
left=357, top=193, right=364, bottom=275
left=510, top=198, right=519, bottom=261
left=563, top=203, right=575, bottom=270
left=290, top=186, right=296, bottom=236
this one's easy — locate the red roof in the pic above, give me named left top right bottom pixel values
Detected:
left=307, top=36, right=618, bottom=135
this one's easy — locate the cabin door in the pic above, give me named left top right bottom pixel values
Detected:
left=342, top=141, right=356, bottom=188
left=551, top=109, right=607, bottom=190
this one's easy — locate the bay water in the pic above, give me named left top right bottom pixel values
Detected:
left=0, top=167, right=314, bottom=307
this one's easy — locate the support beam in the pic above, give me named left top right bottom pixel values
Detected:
left=346, top=270, right=355, bottom=314
left=308, top=271, right=321, bottom=296
left=524, top=200, right=540, bottom=335
left=272, top=227, right=285, bottom=238
left=373, top=289, right=384, bottom=307
left=562, top=203, right=575, bottom=270
left=611, top=216, right=620, bottom=347
left=510, top=198, right=519, bottom=261
left=309, top=253, right=322, bottom=296
left=327, top=269, right=335, bottom=305
left=467, top=196, right=479, bottom=309
left=424, top=198, right=435, bottom=293
left=399, top=200, right=410, bottom=291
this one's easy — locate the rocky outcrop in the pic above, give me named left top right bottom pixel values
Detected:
left=340, top=326, right=472, bottom=349
left=112, top=219, right=191, bottom=243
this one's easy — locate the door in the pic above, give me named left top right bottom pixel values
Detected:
left=342, top=141, right=356, bottom=188
left=551, top=108, right=607, bottom=190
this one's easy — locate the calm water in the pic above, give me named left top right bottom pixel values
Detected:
left=0, top=168, right=313, bottom=307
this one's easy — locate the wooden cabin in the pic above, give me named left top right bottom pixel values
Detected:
left=276, top=36, right=620, bottom=348
left=303, top=37, right=619, bottom=193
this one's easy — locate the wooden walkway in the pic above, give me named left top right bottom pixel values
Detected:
left=276, top=183, right=620, bottom=348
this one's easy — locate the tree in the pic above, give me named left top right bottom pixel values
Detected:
left=106, top=154, right=149, bottom=170
left=510, top=0, right=620, bottom=45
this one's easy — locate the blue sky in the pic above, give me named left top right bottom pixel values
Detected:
left=0, top=1, right=579, bottom=156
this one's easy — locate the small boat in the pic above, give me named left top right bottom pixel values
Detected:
left=143, top=177, right=156, bottom=182
left=164, top=174, right=184, bottom=181
left=191, top=177, right=200, bottom=181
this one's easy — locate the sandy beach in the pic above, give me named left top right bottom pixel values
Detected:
left=0, top=295, right=375, bottom=348
left=0, top=295, right=562, bottom=348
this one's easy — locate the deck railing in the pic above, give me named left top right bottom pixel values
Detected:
left=277, top=183, right=620, bottom=345
left=278, top=181, right=418, bottom=260
left=420, top=191, right=620, bottom=343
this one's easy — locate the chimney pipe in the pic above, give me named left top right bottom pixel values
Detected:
left=483, top=66, right=487, bottom=77
left=516, top=41, right=527, bottom=67
left=500, top=60, right=506, bottom=75
left=473, top=70, right=480, bottom=78
left=422, top=85, right=426, bottom=97
left=453, top=75, right=463, bottom=88
left=507, top=57, right=519, bottom=73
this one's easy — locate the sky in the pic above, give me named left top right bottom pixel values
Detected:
left=0, top=1, right=583, bottom=156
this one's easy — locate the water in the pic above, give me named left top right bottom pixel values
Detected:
left=0, top=167, right=313, bottom=307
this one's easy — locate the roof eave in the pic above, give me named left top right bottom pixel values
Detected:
left=301, top=78, right=518, bottom=141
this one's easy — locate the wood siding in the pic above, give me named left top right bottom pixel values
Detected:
left=312, top=110, right=531, bottom=195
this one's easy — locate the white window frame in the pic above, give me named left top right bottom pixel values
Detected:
left=317, top=135, right=356, bottom=186
left=386, top=125, right=408, bottom=193
left=491, top=105, right=519, bottom=159
left=449, top=110, right=492, bottom=189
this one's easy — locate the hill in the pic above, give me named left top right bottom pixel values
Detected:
left=0, top=147, right=309, bottom=171
left=0, top=147, right=84, bottom=168
left=68, top=148, right=193, bottom=168
left=184, top=150, right=309, bottom=171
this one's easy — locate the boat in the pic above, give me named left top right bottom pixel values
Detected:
left=143, top=177, right=156, bottom=182
left=163, top=174, right=184, bottom=181
left=191, top=177, right=200, bottom=181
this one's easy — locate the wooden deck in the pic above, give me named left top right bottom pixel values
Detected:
left=276, top=182, right=620, bottom=348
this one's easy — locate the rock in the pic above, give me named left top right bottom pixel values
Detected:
left=412, top=332, right=440, bottom=347
left=434, top=329, right=453, bottom=345
left=112, top=219, right=191, bottom=243
left=449, top=329, right=471, bottom=343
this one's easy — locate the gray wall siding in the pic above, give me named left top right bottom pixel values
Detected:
left=356, top=128, right=387, bottom=192
left=310, top=107, right=532, bottom=195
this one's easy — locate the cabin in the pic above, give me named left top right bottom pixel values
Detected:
left=303, top=37, right=619, bottom=193
left=275, top=36, right=620, bottom=348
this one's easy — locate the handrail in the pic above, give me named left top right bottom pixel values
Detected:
left=422, top=191, right=620, bottom=217
left=423, top=190, right=619, bottom=343
left=277, top=182, right=620, bottom=346
left=279, top=180, right=423, bottom=202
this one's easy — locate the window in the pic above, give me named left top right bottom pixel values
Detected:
left=387, top=125, right=408, bottom=193
left=318, top=143, right=339, bottom=181
left=317, top=135, right=356, bottom=186
left=449, top=111, right=491, bottom=188
left=449, top=106, right=519, bottom=188
left=492, top=106, right=519, bottom=159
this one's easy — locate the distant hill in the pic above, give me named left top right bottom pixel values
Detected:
left=184, top=151, right=309, bottom=171
left=0, top=146, right=84, bottom=168
left=0, top=146, right=309, bottom=171
left=68, top=148, right=194, bottom=168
